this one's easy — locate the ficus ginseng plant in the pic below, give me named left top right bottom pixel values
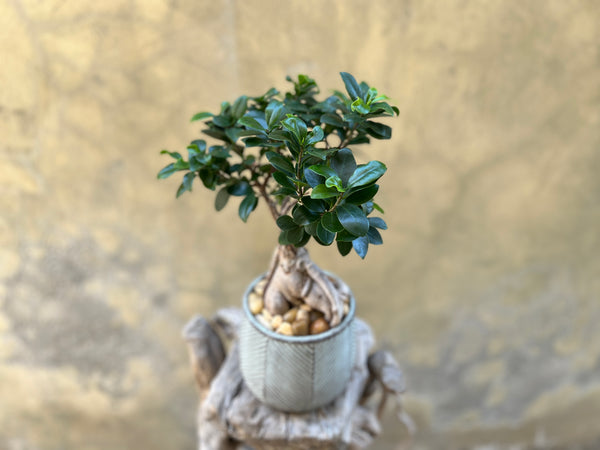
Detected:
left=158, top=72, right=397, bottom=259
left=158, top=72, right=398, bottom=326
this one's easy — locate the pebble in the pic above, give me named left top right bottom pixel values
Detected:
left=310, top=317, right=330, bottom=335
left=248, top=293, right=264, bottom=315
left=262, top=309, right=273, bottom=322
left=254, top=279, right=267, bottom=297
left=291, top=319, right=309, bottom=336
left=276, top=322, right=293, bottom=336
left=309, top=309, right=324, bottom=322
left=283, top=308, right=298, bottom=323
left=271, top=315, right=283, bottom=330
left=297, top=309, right=309, bottom=322
left=256, top=314, right=273, bottom=330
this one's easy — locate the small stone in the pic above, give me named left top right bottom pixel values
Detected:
left=310, top=317, right=330, bottom=335
left=283, top=308, right=298, bottom=323
left=309, top=309, right=324, bottom=322
left=297, top=309, right=309, bottom=322
left=262, top=309, right=273, bottom=322
left=254, top=279, right=267, bottom=297
left=300, top=304, right=312, bottom=312
left=291, top=319, right=309, bottom=336
left=248, top=293, right=264, bottom=315
left=271, top=315, right=283, bottom=330
left=343, top=303, right=349, bottom=316
left=256, top=314, right=273, bottom=330
left=276, top=322, right=293, bottom=336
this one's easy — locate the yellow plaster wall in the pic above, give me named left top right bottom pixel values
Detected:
left=1, top=1, right=599, bottom=448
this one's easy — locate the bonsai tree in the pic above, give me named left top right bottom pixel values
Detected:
left=158, top=72, right=397, bottom=331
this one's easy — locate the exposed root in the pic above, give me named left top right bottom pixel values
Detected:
left=262, top=245, right=350, bottom=327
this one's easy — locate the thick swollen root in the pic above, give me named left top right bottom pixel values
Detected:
left=263, top=245, right=350, bottom=328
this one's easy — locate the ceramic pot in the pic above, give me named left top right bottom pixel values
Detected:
left=239, top=274, right=356, bottom=413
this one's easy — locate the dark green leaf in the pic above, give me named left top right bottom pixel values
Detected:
left=182, top=172, right=194, bottom=191
left=321, top=211, right=344, bottom=232
left=242, top=137, right=268, bottom=147
left=276, top=215, right=297, bottom=231
left=176, top=183, right=187, bottom=198
left=346, top=184, right=379, bottom=204
left=215, top=188, right=229, bottom=211
left=369, top=102, right=395, bottom=116
left=282, top=116, right=308, bottom=142
left=306, top=126, right=324, bottom=145
left=268, top=129, right=291, bottom=142
left=292, top=205, right=319, bottom=226
left=273, top=171, right=295, bottom=189
left=202, top=128, right=228, bottom=141
left=239, top=192, right=258, bottom=222
left=173, top=159, right=189, bottom=170
left=305, top=147, right=339, bottom=160
left=347, top=161, right=387, bottom=188
left=265, top=101, right=287, bottom=129
left=364, top=121, right=392, bottom=139
left=336, top=204, right=369, bottom=236
left=304, top=167, right=324, bottom=188
left=315, top=222, right=335, bottom=245
left=227, top=181, right=251, bottom=196
left=352, top=236, right=369, bottom=259
left=320, top=113, right=345, bottom=127
left=160, top=150, right=183, bottom=159
left=190, top=111, right=213, bottom=122
left=367, top=227, right=383, bottom=245
left=157, top=163, right=177, bottom=179
left=294, top=230, right=311, bottom=247
left=311, top=184, right=339, bottom=199
left=337, top=240, right=352, bottom=256
left=302, top=196, right=326, bottom=213
left=265, top=151, right=295, bottom=176
left=238, top=116, right=266, bottom=132
left=330, top=148, right=356, bottom=187
left=212, top=115, right=235, bottom=128
left=198, top=168, right=216, bottom=189
left=336, top=229, right=358, bottom=242
left=307, top=164, right=336, bottom=178
left=340, top=72, right=362, bottom=101
left=368, top=217, right=387, bottom=230
left=232, top=96, right=248, bottom=118
left=279, top=227, right=305, bottom=245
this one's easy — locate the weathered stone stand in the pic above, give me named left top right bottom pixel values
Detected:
left=183, top=308, right=414, bottom=449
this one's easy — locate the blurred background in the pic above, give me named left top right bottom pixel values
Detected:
left=1, top=0, right=599, bottom=449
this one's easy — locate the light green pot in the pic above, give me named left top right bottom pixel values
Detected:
left=239, top=274, right=356, bottom=413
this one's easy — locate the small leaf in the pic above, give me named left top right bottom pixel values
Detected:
left=367, top=227, right=383, bottom=245
left=321, top=211, right=344, bottom=233
left=304, top=167, right=324, bottom=188
left=351, top=98, right=370, bottom=115
left=232, top=95, right=248, bottom=119
left=340, top=72, right=362, bottom=101
left=307, top=164, right=336, bottom=179
left=276, top=215, right=297, bottom=231
left=292, top=205, right=319, bottom=226
left=352, top=236, right=369, bottom=259
left=316, top=222, right=335, bottom=245
left=273, top=171, right=295, bottom=189
left=161, top=150, right=183, bottom=159
left=295, top=230, right=311, bottom=247
left=346, top=184, right=379, bottom=204
left=337, top=204, right=369, bottom=236
left=364, top=121, right=392, bottom=140
left=320, top=113, right=345, bottom=127
left=325, top=175, right=344, bottom=192
left=330, top=148, right=356, bottom=187
left=302, top=196, right=326, bottom=213
left=191, top=111, right=213, bottom=122
left=215, top=188, right=229, bottom=211
left=337, top=240, right=352, bottom=256
left=282, top=116, right=308, bottom=142
left=157, top=163, right=177, bottom=179
left=227, top=181, right=251, bottom=197
left=347, top=161, right=387, bottom=188
left=239, top=192, right=258, bottom=222
left=265, top=101, right=287, bottom=129
left=238, top=116, right=266, bottom=132
left=182, top=172, right=194, bottom=191
left=368, top=217, right=387, bottom=230
left=372, top=202, right=385, bottom=214
left=266, top=151, right=295, bottom=176
left=306, top=126, right=324, bottom=145
left=176, top=183, right=187, bottom=198
left=310, top=184, right=339, bottom=199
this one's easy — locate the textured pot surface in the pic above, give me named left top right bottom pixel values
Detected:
left=239, top=274, right=356, bottom=413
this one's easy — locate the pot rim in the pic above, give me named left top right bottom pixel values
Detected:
left=242, top=272, right=356, bottom=344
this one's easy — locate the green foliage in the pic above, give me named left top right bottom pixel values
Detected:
left=158, top=72, right=397, bottom=258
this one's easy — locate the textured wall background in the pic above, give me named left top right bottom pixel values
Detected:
left=1, top=0, right=599, bottom=449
